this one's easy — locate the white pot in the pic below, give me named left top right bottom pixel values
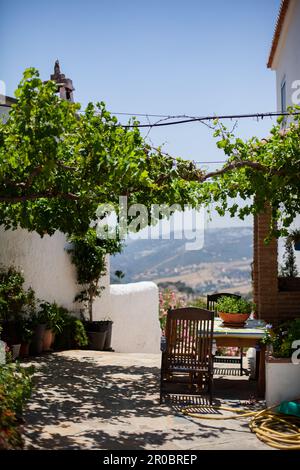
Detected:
left=266, top=356, right=300, bottom=407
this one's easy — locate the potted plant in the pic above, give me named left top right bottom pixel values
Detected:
left=262, top=319, right=300, bottom=406
left=53, top=309, right=88, bottom=351
left=38, top=302, right=66, bottom=351
left=19, top=318, right=34, bottom=358
left=288, top=229, right=300, bottom=251
left=30, top=310, right=47, bottom=355
left=215, top=296, right=254, bottom=326
left=68, top=229, right=122, bottom=350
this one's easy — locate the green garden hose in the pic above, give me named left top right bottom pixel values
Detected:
left=180, top=402, right=300, bottom=450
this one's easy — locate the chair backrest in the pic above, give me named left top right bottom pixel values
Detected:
left=206, top=293, right=241, bottom=312
left=164, top=307, right=214, bottom=368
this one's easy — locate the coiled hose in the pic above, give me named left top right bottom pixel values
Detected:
left=181, top=403, right=300, bottom=450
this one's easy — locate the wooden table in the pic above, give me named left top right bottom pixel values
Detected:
left=213, top=319, right=266, bottom=397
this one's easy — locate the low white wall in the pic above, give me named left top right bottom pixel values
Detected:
left=0, top=227, right=160, bottom=353
left=266, top=360, right=300, bottom=406
left=0, top=227, right=110, bottom=315
left=110, top=282, right=160, bottom=353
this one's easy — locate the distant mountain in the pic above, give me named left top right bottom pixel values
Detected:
left=110, top=227, right=253, bottom=293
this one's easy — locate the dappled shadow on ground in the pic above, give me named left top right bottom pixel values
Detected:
left=21, top=353, right=264, bottom=450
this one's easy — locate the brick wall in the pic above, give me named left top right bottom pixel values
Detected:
left=253, top=207, right=300, bottom=323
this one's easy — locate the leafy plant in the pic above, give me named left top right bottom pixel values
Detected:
left=262, top=319, right=300, bottom=358
left=0, top=266, right=35, bottom=321
left=215, top=296, right=254, bottom=314
left=71, top=318, right=89, bottom=347
left=68, top=228, right=122, bottom=321
left=37, top=302, right=66, bottom=334
left=19, top=317, right=34, bottom=343
left=54, top=313, right=88, bottom=349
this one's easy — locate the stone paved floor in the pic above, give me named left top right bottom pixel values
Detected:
left=22, top=351, right=270, bottom=450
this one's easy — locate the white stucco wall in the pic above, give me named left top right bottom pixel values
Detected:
left=266, top=360, right=300, bottom=406
left=272, top=0, right=300, bottom=110
left=272, top=0, right=300, bottom=269
left=0, top=227, right=110, bottom=316
left=0, top=227, right=160, bottom=352
left=110, top=282, right=160, bottom=353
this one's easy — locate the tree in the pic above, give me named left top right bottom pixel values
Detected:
left=280, top=237, right=299, bottom=278
left=0, top=68, right=201, bottom=237
left=1, top=68, right=300, bottom=242
left=114, top=270, right=125, bottom=282
left=67, top=228, right=123, bottom=321
left=195, top=114, right=300, bottom=239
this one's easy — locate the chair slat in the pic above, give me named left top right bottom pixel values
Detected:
left=160, top=307, right=214, bottom=403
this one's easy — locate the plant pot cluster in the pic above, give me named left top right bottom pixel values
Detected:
left=0, top=266, right=113, bottom=359
left=1, top=317, right=55, bottom=358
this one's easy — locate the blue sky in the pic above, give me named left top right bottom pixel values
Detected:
left=1, top=0, right=281, bottom=227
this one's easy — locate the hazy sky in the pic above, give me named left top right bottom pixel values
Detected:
left=1, top=0, right=281, bottom=228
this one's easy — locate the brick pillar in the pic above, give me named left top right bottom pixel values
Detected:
left=255, top=207, right=278, bottom=322
left=252, top=214, right=259, bottom=311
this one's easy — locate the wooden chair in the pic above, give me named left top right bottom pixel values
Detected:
left=160, top=307, right=214, bottom=404
left=206, top=292, right=244, bottom=376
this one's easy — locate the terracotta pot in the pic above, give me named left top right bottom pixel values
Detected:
left=43, top=329, right=55, bottom=351
left=219, top=312, right=250, bottom=326
left=19, top=342, right=30, bottom=358
left=30, top=324, right=46, bottom=355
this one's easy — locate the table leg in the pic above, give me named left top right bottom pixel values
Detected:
left=257, top=344, right=266, bottom=398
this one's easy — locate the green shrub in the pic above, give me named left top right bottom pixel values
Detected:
left=37, top=302, right=67, bottom=334
left=0, top=266, right=35, bottom=321
left=53, top=310, right=88, bottom=349
left=262, top=319, right=300, bottom=358
left=215, top=296, right=254, bottom=314
left=0, top=363, right=33, bottom=449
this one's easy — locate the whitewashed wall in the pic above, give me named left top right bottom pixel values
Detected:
left=271, top=0, right=300, bottom=269
left=0, top=227, right=110, bottom=317
left=272, top=0, right=300, bottom=111
left=266, top=359, right=300, bottom=406
left=110, top=282, right=160, bottom=353
left=0, top=228, right=160, bottom=352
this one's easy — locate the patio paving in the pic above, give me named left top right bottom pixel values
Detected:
left=22, top=351, right=270, bottom=450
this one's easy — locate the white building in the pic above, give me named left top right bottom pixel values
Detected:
left=267, top=0, right=300, bottom=112
left=267, top=0, right=300, bottom=270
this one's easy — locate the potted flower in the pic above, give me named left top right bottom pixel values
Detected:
left=262, top=319, right=300, bottom=406
left=215, top=296, right=254, bottom=326
left=288, top=229, right=300, bottom=251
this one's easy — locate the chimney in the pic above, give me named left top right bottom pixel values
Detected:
left=50, top=60, right=75, bottom=102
